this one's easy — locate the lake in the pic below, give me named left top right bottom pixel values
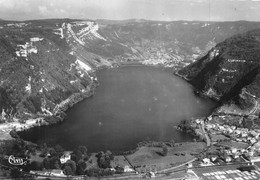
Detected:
left=18, top=66, right=217, bottom=152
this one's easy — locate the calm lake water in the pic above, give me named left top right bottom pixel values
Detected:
left=19, top=66, right=217, bottom=152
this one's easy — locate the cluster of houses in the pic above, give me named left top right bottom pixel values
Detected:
left=193, top=118, right=260, bottom=166
left=205, top=121, right=260, bottom=145
left=5, top=23, right=29, bottom=28
left=200, top=146, right=249, bottom=166
left=15, top=37, right=43, bottom=60
left=16, top=42, right=37, bottom=59
left=140, top=46, right=184, bottom=68
left=194, top=118, right=260, bottom=145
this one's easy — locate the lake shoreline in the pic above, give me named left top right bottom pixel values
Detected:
left=0, top=80, right=99, bottom=141
left=1, top=64, right=157, bottom=142
left=2, top=64, right=216, bottom=155
left=0, top=65, right=215, bottom=180
left=17, top=65, right=216, bottom=153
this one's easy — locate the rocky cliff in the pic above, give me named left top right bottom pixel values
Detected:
left=1, top=19, right=260, bottom=122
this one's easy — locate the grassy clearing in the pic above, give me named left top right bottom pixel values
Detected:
left=29, top=151, right=44, bottom=163
left=110, top=155, right=130, bottom=168
left=85, top=153, right=99, bottom=170
left=126, top=142, right=205, bottom=171
left=211, top=134, right=230, bottom=142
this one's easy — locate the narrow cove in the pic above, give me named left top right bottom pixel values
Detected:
left=18, top=66, right=217, bottom=152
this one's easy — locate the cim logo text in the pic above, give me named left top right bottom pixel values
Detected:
left=6, top=155, right=27, bottom=166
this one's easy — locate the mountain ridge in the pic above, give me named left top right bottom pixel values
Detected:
left=179, top=28, right=260, bottom=117
left=1, top=18, right=260, bottom=124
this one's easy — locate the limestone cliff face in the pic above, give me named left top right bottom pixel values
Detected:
left=65, top=20, right=260, bottom=69
left=0, top=20, right=95, bottom=122
left=179, top=29, right=260, bottom=115
left=1, top=19, right=260, bottom=121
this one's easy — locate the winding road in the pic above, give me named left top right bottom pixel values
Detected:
left=201, top=121, right=211, bottom=147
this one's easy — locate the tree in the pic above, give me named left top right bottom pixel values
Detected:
left=71, top=154, right=77, bottom=163
left=48, top=148, right=57, bottom=157
left=64, top=165, right=73, bottom=175
left=170, top=139, right=175, bottom=147
left=50, top=156, right=61, bottom=169
left=98, top=156, right=108, bottom=169
left=78, top=146, right=87, bottom=156
left=105, top=150, right=114, bottom=161
left=85, top=168, right=114, bottom=177
left=83, top=155, right=90, bottom=161
left=40, top=143, right=48, bottom=157
left=54, top=145, right=64, bottom=157
left=43, top=158, right=51, bottom=169
left=72, top=149, right=82, bottom=163
left=27, top=161, right=42, bottom=171
left=115, top=166, right=124, bottom=174
left=76, top=159, right=86, bottom=175
left=97, top=151, right=113, bottom=169
left=10, top=167, right=21, bottom=179
left=9, top=130, right=19, bottom=139
left=162, top=145, right=168, bottom=156
left=85, top=168, right=101, bottom=177
left=65, top=160, right=76, bottom=175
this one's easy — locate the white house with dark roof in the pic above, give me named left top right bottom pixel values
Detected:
left=60, top=151, right=72, bottom=164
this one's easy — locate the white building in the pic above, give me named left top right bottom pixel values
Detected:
left=249, top=156, right=260, bottom=164
left=203, top=158, right=210, bottom=163
left=30, top=37, right=43, bottom=42
left=50, top=169, right=66, bottom=177
left=60, top=152, right=71, bottom=164
left=124, top=165, right=134, bottom=172
left=231, top=148, right=237, bottom=154
left=225, top=156, right=232, bottom=163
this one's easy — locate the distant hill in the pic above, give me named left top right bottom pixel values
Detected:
left=96, top=19, right=148, bottom=24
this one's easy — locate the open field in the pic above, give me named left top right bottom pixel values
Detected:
left=29, top=152, right=44, bottom=163
left=111, top=155, right=131, bottom=168
left=211, top=134, right=230, bottom=142
left=85, top=153, right=99, bottom=170
left=126, top=142, right=205, bottom=171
